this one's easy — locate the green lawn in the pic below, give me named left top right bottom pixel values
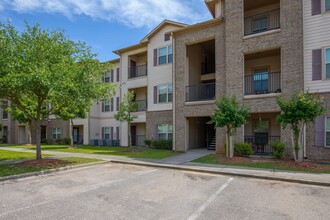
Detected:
left=0, top=157, right=102, bottom=177
left=0, top=150, right=52, bottom=161
left=1, top=145, right=179, bottom=159
left=193, top=154, right=330, bottom=174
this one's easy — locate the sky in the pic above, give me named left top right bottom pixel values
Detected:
left=0, top=0, right=212, bottom=61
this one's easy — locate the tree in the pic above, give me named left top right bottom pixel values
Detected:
left=210, top=96, right=250, bottom=158
left=8, top=107, right=32, bottom=144
left=114, top=91, right=138, bottom=148
left=0, top=21, right=115, bottom=159
left=277, top=92, right=325, bottom=162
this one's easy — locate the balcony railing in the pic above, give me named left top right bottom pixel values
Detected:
left=128, top=64, right=147, bottom=79
left=135, top=100, right=147, bottom=112
left=201, top=61, right=215, bottom=75
left=244, top=72, right=281, bottom=95
left=244, top=9, right=280, bottom=36
left=89, top=139, right=120, bottom=146
left=244, top=135, right=281, bottom=156
left=186, top=82, right=215, bottom=102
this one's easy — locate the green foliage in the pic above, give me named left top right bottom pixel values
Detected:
left=270, top=141, right=286, bottom=159
left=211, top=96, right=250, bottom=135
left=144, top=140, right=152, bottom=147
left=56, top=137, right=71, bottom=145
left=114, top=91, right=138, bottom=123
left=151, top=140, right=172, bottom=149
left=41, top=138, right=48, bottom=144
left=234, top=143, right=253, bottom=156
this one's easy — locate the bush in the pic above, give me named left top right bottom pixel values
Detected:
left=62, top=137, right=71, bottom=145
left=270, top=141, right=286, bottom=159
left=144, top=140, right=152, bottom=147
left=151, top=140, right=172, bottom=149
left=41, top=138, right=48, bottom=144
left=0, top=137, right=3, bottom=143
left=234, top=143, right=253, bottom=156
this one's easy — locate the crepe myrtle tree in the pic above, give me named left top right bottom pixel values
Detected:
left=0, top=21, right=115, bottom=159
left=276, top=92, right=325, bottom=162
left=211, top=96, right=250, bottom=158
left=114, top=91, right=138, bottom=148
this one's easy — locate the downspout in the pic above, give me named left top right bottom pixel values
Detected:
left=171, top=31, right=176, bottom=152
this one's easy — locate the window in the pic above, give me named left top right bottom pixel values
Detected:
left=326, top=117, right=330, bottom=147
left=158, top=124, right=172, bottom=140
left=253, top=68, right=269, bottom=93
left=325, top=48, right=330, bottom=79
left=104, top=127, right=110, bottom=140
left=1, top=102, right=8, bottom=119
left=104, top=101, right=110, bottom=112
left=52, top=128, right=62, bottom=140
left=164, top=33, right=170, bottom=41
left=158, top=84, right=173, bottom=103
left=252, top=17, right=268, bottom=33
left=326, top=0, right=330, bottom=11
left=158, top=46, right=173, bottom=65
left=104, top=71, right=110, bottom=83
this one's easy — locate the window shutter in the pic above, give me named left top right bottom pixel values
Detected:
left=153, top=49, right=158, bottom=66
left=116, top=97, right=119, bottom=111
left=312, top=49, right=322, bottom=80
left=153, top=86, right=158, bottom=104
left=110, top=98, right=114, bottom=111
left=116, top=68, right=120, bottom=82
left=111, top=127, right=114, bottom=140
left=315, top=116, right=325, bottom=147
left=116, top=127, right=120, bottom=140
left=101, top=127, right=105, bottom=139
left=312, top=0, right=321, bottom=15
left=101, top=101, right=105, bottom=112
left=154, top=124, right=158, bottom=140
left=111, top=69, right=114, bottom=82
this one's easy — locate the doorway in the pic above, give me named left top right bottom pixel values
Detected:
left=18, top=126, right=26, bottom=144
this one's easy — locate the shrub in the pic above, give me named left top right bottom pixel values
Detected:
left=234, top=143, right=253, bottom=156
left=41, top=138, right=48, bottom=144
left=151, top=140, right=172, bottom=149
left=144, top=140, right=152, bottom=147
left=0, top=137, right=3, bottom=143
left=62, top=137, right=71, bottom=145
left=270, top=141, right=286, bottom=159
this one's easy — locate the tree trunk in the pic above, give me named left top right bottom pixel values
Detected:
left=26, top=123, right=32, bottom=144
left=70, top=118, right=74, bottom=147
left=128, top=122, right=131, bottom=148
left=35, top=119, right=42, bottom=160
left=225, top=130, right=229, bottom=158
left=229, top=135, right=234, bottom=159
left=290, top=130, right=297, bottom=162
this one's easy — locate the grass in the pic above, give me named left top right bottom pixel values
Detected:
left=192, top=154, right=330, bottom=174
left=1, top=144, right=179, bottom=159
left=0, top=150, right=52, bottom=161
left=0, top=157, right=102, bottom=177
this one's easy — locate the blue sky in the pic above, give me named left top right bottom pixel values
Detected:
left=0, top=0, right=211, bottom=61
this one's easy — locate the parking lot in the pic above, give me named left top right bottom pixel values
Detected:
left=1, top=163, right=329, bottom=220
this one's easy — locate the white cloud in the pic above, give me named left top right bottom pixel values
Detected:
left=2, top=0, right=211, bottom=28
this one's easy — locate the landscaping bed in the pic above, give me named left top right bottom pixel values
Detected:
left=0, top=157, right=102, bottom=177
left=192, top=154, right=330, bottom=173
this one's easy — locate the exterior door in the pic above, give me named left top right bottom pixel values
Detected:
left=130, top=60, right=136, bottom=78
left=73, top=128, right=79, bottom=144
left=253, top=119, right=269, bottom=144
left=131, top=125, right=136, bottom=146
left=253, top=67, right=269, bottom=94
left=18, top=126, right=26, bottom=144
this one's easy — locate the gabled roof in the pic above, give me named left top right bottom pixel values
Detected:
left=205, top=0, right=216, bottom=18
left=171, top=18, right=222, bottom=36
left=140, top=19, right=188, bottom=43
left=113, top=42, right=148, bottom=55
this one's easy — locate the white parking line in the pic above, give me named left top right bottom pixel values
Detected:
left=187, top=177, right=234, bottom=220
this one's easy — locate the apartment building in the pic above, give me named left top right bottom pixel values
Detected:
left=303, top=0, right=330, bottom=159
left=172, top=0, right=304, bottom=156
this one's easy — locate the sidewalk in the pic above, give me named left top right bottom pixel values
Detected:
left=1, top=147, right=330, bottom=186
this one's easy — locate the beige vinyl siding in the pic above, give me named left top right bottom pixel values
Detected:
left=304, top=0, right=330, bottom=92
left=147, top=24, right=181, bottom=112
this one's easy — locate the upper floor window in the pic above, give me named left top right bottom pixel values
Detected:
left=1, top=102, right=8, bottom=120
left=158, top=84, right=173, bottom=103
left=104, top=71, right=110, bottom=83
left=158, top=46, right=173, bottom=65
left=325, top=48, right=330, bottom=79
left=52, top=128, right=62, bottom=140
left=103, top=127, right=110, bottom=140
left=326, top=0, right=330, bottom=11
left=164, top=33, right=171, bottom=41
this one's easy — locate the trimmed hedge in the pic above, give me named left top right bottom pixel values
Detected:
left=234, top=143, right=253, bottom=156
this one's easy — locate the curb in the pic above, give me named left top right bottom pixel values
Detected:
left=0, top=161, right=110, bottom=182
left=110, top=160, right=330, bottom=187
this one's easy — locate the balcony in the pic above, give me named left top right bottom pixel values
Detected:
left=244, top=72, right=281, bottom=96
left=135, top=100, right=147, bottom=112
left=186, top=82, right=215, bottom=102
left=244, top=9, right=280, bottom=36
left=128, top=64, right=147, bottom=79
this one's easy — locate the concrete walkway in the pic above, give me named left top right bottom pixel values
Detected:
left=1, top=147, right=330, bottom=186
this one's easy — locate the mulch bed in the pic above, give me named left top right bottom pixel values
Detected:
left=14, top=159, right=70, bottom=168
left=216, top=155, right=330, bottom=171
left=119, top=149, right=144, bottom=153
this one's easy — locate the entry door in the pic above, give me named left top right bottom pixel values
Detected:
left=18, top=126, right=26, bottom=144
left=253, top=67, right=269, bottom=94
left=130, top=60, right=136, bottom=78
left=253, top=119, right=269, bottom=144
left=73, top=128, right=79, bottom=144
left=131, top=126, right=137, bottom=146
left=41, top=126, right=47, bottom=140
